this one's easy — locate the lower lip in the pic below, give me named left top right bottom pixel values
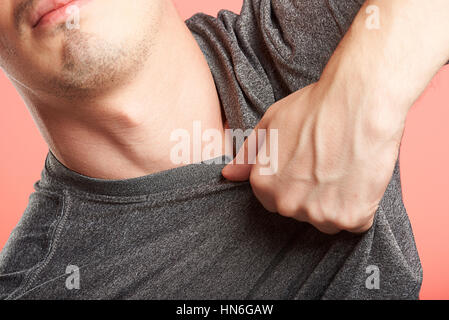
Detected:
left=34, top=0, right=91, bottom=30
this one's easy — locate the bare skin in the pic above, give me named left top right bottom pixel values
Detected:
left=0, top=0, right=448, bottom=234
left=223, top=0, right=449, bottom=233
left=0, top=0, right=224, bottom=179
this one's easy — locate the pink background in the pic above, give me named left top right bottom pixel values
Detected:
left=1, top=0, right=448, bottom=300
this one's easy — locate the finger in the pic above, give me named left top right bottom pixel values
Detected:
left=248, top=137, right=278, bottom=212
left=305, top=215, right=341, bottom=235
left=313, top=223, right=341, bottom=235
left=347, top=215, right=376, bottom=234
left=222, top=119, right=268, bottom=181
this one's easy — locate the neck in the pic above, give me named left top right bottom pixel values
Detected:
left=15, top=3, right=224, bottom=180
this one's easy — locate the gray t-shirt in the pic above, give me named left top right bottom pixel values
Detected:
left=0, top=0, right=422, bottom=300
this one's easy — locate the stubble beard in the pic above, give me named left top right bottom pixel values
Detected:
left=48, top=25, right=152, bottom=100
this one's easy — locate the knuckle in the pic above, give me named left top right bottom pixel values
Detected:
left=335, top=216, right=360, bottom=231
left=305, top=200, right=378, bottom=233
left=319, top=225, right=341, bottom=235
left=303, top=202, right=322, bottom=223
left=333, top=209, right=371, bottom=231
left=305, top=212, right=341, bottom=235
left=363, top=218, right=375, bottom=231
left=276, top=198, right=299, bottom=218
left=249, top=171, right=269, bottom=192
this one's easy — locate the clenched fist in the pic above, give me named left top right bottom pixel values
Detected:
left=222, top=82, right=406, bottom=234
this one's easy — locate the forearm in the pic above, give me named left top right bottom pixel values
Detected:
left=317, top=0, right=449, bottom=138
left=224, top=1, right=449, bottom=233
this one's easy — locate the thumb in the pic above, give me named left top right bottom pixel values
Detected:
left=222, top=120, right=266, bottom=182
left=222, top=163, right=252, bottom=182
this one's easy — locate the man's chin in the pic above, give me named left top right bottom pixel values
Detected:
left=37, top=30, right=148, bottom=98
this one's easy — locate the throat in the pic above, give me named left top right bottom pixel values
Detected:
left=25, top=0, right=226, bottom=180
left=43, top=87, right=226, bottom=180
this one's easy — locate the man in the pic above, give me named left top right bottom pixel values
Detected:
left=0, top=0, right=447, bottom=299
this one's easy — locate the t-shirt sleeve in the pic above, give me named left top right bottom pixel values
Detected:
left=186, top=0, right=365, bottom=130
left=234, top=0, right=365, bottom=93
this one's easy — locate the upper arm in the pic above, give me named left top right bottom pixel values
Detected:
left=233, top=0, right=365, bottom=95
left=186, top=0, right=366, bottom=130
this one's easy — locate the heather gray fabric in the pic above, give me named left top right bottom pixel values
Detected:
left=0, top=0, right=422, bottom=300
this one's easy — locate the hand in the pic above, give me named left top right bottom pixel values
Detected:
left=222, top=82, right=406, bottom=234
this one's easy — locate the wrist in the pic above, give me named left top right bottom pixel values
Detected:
left=315, top=58, right=408, bottom=145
